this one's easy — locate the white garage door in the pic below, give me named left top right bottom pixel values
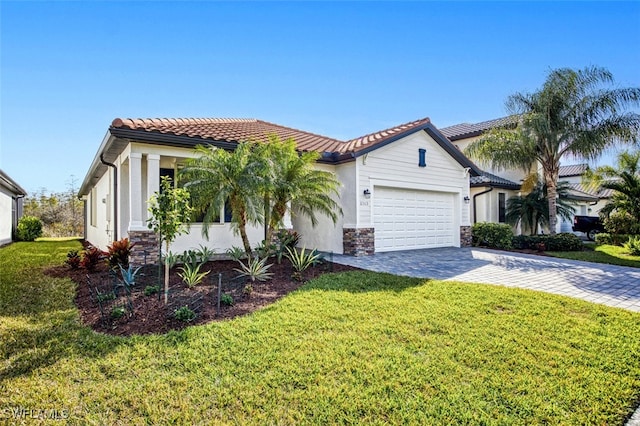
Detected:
left=374, top=187, right=455, bottom=252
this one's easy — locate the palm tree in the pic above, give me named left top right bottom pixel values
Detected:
left=180, top=143, right=264, bottom=257
left=466, top=66, right=640, bottom=234
left=256, top=135, right=342, bottom=246
left=506, top=180, right=576, bottom=235
left=586, top=150, right=640, bottom=222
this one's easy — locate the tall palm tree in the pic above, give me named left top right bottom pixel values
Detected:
left=179, top=143, right=264, bottom=257
left=506, top=180, right=576, bottom=235
left=586, top=150, right=640, bottom=222
left=466, top=66, right=640, bottom=234
left=256, top=135, right=342, bottom=246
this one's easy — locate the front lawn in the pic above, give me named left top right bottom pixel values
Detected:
left=1, top=241, right=639, bottom=424
left=547, top=243, right=640, bottom=268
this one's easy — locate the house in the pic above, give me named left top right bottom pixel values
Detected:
left=439, top=117, right=524, bottom=226
left=0, top=169, right=27, bottom=245
left=440, top=117, right=612, bottom=234
left=78, top=117, right=481, bottom=262
left=557, top=164, right=612, bottom=233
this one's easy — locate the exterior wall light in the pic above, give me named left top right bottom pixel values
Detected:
left=463, top=196, right=470, bottom=204
left=363, top=189, right=371, bottom=197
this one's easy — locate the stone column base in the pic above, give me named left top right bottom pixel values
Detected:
left=460, top=226, right=472, bottom=247
left=128, top=230, right=160, bottom=265
left=343, top=228, right=375, bottom=256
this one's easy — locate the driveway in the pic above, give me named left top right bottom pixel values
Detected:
left=330, top=247, right=640, bottom=312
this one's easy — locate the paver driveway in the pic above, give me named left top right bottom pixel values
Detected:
left=331, top=247, right=640, bottom=312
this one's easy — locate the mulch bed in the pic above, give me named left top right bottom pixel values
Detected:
left=46, top=259, right=359, bottom=336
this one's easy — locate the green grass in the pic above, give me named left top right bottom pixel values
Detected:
left=1, top=241, right=639, bottom=424
left=548, top=243, right=640, bottom=268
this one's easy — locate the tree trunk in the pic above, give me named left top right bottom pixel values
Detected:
left=164, top=241, right=170, bottom=304
left=546, top=175, right=558, bottom=235
left=238, top=212, right=253, bottom=260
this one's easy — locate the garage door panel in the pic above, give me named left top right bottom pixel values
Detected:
left=374, top=187, right=455, bottom=252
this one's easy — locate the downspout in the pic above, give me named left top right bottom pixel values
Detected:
left=100, top=154, right=118, bottom=241
left=472, top=187, right=493, bottom=224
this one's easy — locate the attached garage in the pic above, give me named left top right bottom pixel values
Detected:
left=373, top=186, right=456, bottom=252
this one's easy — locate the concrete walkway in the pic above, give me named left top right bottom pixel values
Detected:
left=330, top=247, right=640, bottom=312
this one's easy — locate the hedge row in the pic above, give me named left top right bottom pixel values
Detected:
left=471, top=222, right=584, bottom=252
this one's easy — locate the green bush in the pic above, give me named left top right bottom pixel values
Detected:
left=595, top=233, right=637, bottom=246
left=471, top=222, right=513, bottom=250
left=512, top=233, right=583, bottom=251
left=603, top=211, right=640, bottom=235
left=174, top=306, right=196, bottom=322
left=16, top=216, right=43, bottom=241
left=220, top=293, right=234, bottom=306
left=622, top=236, right=640, bottom=256
left=144, top=285, right=159, bottom=296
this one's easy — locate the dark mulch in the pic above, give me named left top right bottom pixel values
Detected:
left=46, top=258, right=359, bottom=337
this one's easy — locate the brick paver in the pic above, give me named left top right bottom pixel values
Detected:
left=331, top=247, right=640, bottom=312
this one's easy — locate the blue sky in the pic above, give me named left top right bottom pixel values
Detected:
left=1, top=1, right=639, bottom=194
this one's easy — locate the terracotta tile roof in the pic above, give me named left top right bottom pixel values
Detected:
left=559, top=164, right=589, bottom=177
left=470, top=171, right=520, bottom=189
left=111, top=117, right=345, bottom=153
left=439, top=116, right=518, bottom=141
left=341, top=117, right=432, bottom=153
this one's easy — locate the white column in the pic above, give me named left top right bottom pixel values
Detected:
left=146, top=154, right=160, bottom=222
left=128, top=152, right=145, bottom=230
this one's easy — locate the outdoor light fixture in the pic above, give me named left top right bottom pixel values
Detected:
left=363, top=189, right=371, bottom=196
left=463, top=196, right=470, bottom=204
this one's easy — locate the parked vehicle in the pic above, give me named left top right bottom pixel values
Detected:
left=572, top=215, right=605, bottom=241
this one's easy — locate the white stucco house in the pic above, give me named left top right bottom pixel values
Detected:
left=0, top=169, right=27, bottom=246
left=440, top=117, right=612, bottom=234
left=78, top=117, right=481, bottom=262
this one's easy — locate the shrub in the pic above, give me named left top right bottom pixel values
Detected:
left=595, top=233, right=637, bottom=246
left=81, top=246, right=105, bottom=272
left=118, top=264, right=143, bottom=288
left=623, top=236, right=640, bottom=256
left=111, top=306, right=126, bottom=319
left=106, top=238, right=135, bottom=270
left=144, top=285, right=159, bottom=296
left=472, top=222, right=513, bottom=250
left=197, top=244, right=215, bottom=263
left=174, top=306, right=196, bottom=322
left=234, top=257, right=273, bottom=282
left=65, top=250, right=81, bottom=269
left=274, top=230, right=301, bottom=264
left=285, top=246, right=321, bottom=281
left=178, top=262, right=210, bottom=288
left=226, top=246, right=246, bottom=262
left=162, top=251, right=180, bottom=270
left=16, top=216, right=43, bottom=241
left=603, top=211, right=640, bottom=235
left=512, top=233, right=583, bottom=251
left=220, top=293, right=234, bottom=306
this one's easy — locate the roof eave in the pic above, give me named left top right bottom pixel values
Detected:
left=342, top=123, right=482, bottom=175
left=0, top=169, right=27, bottom=196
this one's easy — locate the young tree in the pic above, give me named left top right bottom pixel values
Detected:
left=506, top=180, right=575, bottom=235
left=466, top=66, right=640, bottom=234
left=179, top=143, right=263, bottom=259
left=255, top=135, right=342, bottom=246
left=147, top=176, right=193, bottom=304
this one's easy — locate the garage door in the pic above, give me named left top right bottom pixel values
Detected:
left=373, top=187, right=455, bottom=252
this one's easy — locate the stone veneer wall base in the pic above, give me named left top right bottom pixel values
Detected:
left=343, top=228, right=375, bottom=256
left=128, top=230, right=160, bottom=265
left=460, top=226, right=472, bottom=247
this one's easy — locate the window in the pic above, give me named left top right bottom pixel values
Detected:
left=498, top=193, right=506, bottom=223
left=90, top=188, right=97, bottom=227
left=418, top=149, right=427, bottom=167
left=159, top=168, right=175, bottom=191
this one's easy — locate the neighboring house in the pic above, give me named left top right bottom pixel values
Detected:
left=557, top=164, right=612, bottom=233
left=440, top=117, right=612, bottom=234
left=78, top=117, right=481, bottom=261
left=0, top=169, right=27, bottom=246
left=440, top=117, right=524, bottom=226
